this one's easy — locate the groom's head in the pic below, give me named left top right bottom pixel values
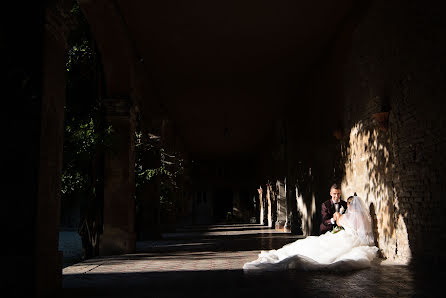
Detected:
left=330, top=183, right=341, bottom=203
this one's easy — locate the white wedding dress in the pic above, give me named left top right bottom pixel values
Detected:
left=243, top=196, right=378, bottom=272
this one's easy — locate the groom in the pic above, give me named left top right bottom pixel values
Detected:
left=320, top=183, right=348, bottom=234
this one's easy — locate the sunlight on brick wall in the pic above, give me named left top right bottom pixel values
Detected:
left=341, top=122, right=411, bottom=264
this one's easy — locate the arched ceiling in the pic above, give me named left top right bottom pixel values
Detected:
left=113, top=0, right=354, bottom=157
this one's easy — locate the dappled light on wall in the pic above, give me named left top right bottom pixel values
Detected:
left=341, top=122, right=411, bottom=264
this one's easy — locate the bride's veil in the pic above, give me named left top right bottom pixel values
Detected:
left=340, top=196, right=374, bottom=245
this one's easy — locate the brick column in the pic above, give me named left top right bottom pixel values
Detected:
left=269, top=184, right=278, bottom=227
left=258, top=187, right=264, bottom=225
left=34, top=1, right=74, bottom=296
left=275, top=180, right=287, bottom=231
left=285, top=175, right=301, bottom=234
left=266, top=185, right=273, bottom=227
left=100, top=98, right=136, bottom=255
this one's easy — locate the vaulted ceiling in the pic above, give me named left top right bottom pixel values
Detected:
left=114, top=0, right=354, bottom=157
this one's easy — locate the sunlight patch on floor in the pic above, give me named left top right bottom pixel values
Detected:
left=63, top=250, right=259, bottom=274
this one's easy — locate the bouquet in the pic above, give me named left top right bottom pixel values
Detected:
left=331, top=226, right=344, bottom=234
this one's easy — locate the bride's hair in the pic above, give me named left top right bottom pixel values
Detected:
left=346, top=196, right=354, bottom=204
left=342, top=196, right=374, bottom=245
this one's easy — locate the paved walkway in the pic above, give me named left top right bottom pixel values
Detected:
left=63, top=224, right=443, bottom=297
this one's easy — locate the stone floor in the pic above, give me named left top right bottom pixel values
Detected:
left=62, top=224, right=444, bottom=297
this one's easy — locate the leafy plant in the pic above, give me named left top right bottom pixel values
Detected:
left=134, top=131, right=185, bottom=216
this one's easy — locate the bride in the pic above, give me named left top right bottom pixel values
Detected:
left=243, top=196, right=378, bottom=272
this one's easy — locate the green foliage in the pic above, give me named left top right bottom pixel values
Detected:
left=62, top=117, right=112, bottom=197
left=159, top=149, right=185, bottom=214
left=61, top=169, right=86, bottom=195
left=66, top=41, right=94, bottom=73
left=62, top=1, right=188, bottom=222
left=62, top=1, right=103, bottom=201
left=134, top=132, right=185, bottom=214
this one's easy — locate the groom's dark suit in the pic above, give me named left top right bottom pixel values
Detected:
left=320, top=199, right=348, bottom=234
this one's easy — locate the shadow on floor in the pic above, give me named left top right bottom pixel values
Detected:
left=62, top=223, right=445, bottom=298
left=63, top=265, right=434, bottom=298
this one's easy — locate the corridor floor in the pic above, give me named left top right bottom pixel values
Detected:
left=63, top=224, right=443, bottom=297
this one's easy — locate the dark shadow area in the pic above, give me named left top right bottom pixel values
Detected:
left=65, top=224, right=301, bottom=265
left=213, top=188, right=234, bottom=222
left=136, top=232, right=301, bottom=255
left=369, top=202, right=383, bottom=258
left=62, top=264, right=443, bottom=298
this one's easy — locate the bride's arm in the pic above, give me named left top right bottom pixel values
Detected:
left=335, top=213, right=344, bottom=227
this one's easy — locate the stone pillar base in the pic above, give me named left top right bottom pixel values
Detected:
left=100, top=228, right=136, bottom=255
left=283, top=223, right=292, bottom=233
left=275, top=220, right=286, bottom=232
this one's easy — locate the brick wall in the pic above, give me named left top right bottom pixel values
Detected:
left=336, top=0, right=446, bottom=264
left=296, top=0, right=446, bottom=265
